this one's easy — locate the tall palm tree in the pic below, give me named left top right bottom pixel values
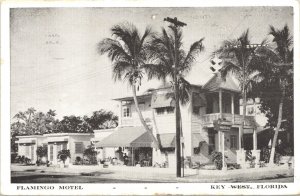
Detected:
left=97, top=22, right=158, bottom=148
left=215, top=29, right=265, bottom=152
left=255, top=25, right=293, bottom=164
left=146, top=25, right=204, bottom=176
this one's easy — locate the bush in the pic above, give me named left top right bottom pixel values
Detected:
left=83, top=146, right=97, bottom=165
left=261, top=147, right=270, bottom=163
left=57, top=149, right=71, bottom=165
left=74, top=156, right=82, bottom=165
left=11, top=153, right=18, bottom=163
left=211, top=151, right=224, bottom=170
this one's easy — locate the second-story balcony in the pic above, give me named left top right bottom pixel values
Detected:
left=201, top=113, right=255, bottom=127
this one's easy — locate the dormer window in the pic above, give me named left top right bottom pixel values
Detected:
left=123, top=106, right=131, bottom=117
left=156, top=108, right=165, bottom=115
left=166, top=107, right=174, bottom=114
left=156, top=107, right=174, bottom=115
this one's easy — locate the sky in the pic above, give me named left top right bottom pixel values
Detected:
left=10, top=7, right=293, bottom=119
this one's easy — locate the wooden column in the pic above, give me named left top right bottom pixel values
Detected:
left=231, top=94, right=235, bottom=124
left=238, top=126, right=242, bottom=149
left=219, top=90, right=223, bottom=118
left=253, top=129, right=257, bottom=150
left=218, top=131, right=221, bottom=151
left=221, top=131, right=227, bottom=170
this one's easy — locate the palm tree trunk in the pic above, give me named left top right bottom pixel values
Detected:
left=269, top=86, right=285, bottom=164
left=132, top=84, right=159, bottom=148
left=241, top=84, right=246, bottom=150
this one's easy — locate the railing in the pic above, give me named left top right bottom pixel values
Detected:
left=201, top=113, right=255, bottom=126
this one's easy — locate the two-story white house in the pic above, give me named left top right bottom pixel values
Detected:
left=95, top=73, right=260, bottom=168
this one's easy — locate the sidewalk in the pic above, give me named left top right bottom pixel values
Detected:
left=11, top=164, right=294, bottom=183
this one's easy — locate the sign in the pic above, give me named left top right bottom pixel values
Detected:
left=213, top=118, right=232, bottom=132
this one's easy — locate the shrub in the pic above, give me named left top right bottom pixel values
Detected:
left=74, top=156, right=82, bottom=165
left=261, top=147, right=270, bottom=163
left=57, top=149, right=71, bottom=165
left=211, top=151, right=224, bottom=170
left=83, top=146, right=97, bottom=165
left=36, top=145, right=48, bottom=160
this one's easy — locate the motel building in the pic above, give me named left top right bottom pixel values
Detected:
left=94, top=72, right=268, bottom=169
left=16, top=133, right=93, bottom=166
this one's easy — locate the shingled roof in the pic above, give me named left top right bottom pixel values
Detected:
left=202, top=73, right=240, bottom=92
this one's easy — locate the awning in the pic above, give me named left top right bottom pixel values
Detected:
left=151, top=93, right=175, bottom=108
left=95, top=126, right=155, bottom=148
left=157, top=133, right=175, bottom=148
left=47, top=137, right=68, bottom=143
left=16, top=139, right=36, bottom=144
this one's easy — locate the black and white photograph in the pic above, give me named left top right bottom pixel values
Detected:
left=1, top=0, right=299, bottom=195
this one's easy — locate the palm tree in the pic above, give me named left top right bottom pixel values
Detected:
left=255, top=25, right=293, bottom=164
left=215, top=29, right=265, bottom=152
left=97, top=22, right=159, bottom=148
left=146, top=25, right=204, bottom=176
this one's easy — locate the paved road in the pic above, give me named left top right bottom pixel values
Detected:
left=11, top=171, right=293, bottom=183
left=11, top=172, right=163, bottom=183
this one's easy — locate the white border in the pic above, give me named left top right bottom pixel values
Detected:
left=1, top=0, right=299, bottom=195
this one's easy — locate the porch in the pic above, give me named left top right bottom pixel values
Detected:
left=201, top=113, right=255, bottom=127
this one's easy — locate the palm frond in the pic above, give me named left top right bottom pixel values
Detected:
left=97, top=38, right=131, bottom=62
left=181, top=38, right=205, bottom=74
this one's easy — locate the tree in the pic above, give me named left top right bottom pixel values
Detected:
left=97, top=22, right=158, bottom=148
left=59, top=115, right=83, bottom=133
left=85, top=110, right=118, bottom=130
left=215, top=29, right=265, bottom=151
left=146, top=23, right=204, bottom=177
left=83, top=146, right=98, bottom=165
left=57, top=149, right=71, bottom=166
left=252, top=25, right=293, bottom=164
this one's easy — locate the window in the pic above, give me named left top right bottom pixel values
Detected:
left=230, top=135, right=237, bottom=149
left=156, top=108, right=165, bottom=115
left=193, top=106, right=200, bottom=115
left=31, top=145, right=34, bottom=160
left=62, top=143, right=67, bottom=150
left=166, top=107, right=174, bottom=114
left=247, top=106, right=255, bottom=115
left=123, top=107, right=131, bottom=117
left=57, top=144, right=62, bottom=152
left=75, top=142, right=83, bottom=154
left=50, top=145, right=53, bottom=161
left=25, top=145, right=30, bottom=157
left=208, top=131, right=215, bottom=155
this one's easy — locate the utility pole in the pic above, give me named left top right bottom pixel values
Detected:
left=164, top=17, right=186, bottom=178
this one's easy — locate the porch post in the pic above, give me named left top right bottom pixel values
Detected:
left=231, top=94, right=235, bottom=124
left=253, top=129, right=257, bottom=150
left=219, top=90, right=223, bottom=118
left=252, top=129, right=260, bottom=168
left=221, top=131, right=227, bottom=171
left=218, top=131, right=221, bottom=151
left=132, top=147, right=134, bottom=166
left=238, top=126, right=242, bottom=150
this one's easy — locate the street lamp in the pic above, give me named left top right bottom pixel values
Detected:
left=163, top=17, right=186, bottom=178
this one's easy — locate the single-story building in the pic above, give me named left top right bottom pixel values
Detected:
left=16, top=133, right=93, bottom=165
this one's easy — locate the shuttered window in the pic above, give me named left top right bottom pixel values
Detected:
left=31, top=145, right=34, bottom=160
left=62, top=143, right=67, bottom=150
left=50, top=145, right=53, bottom=161
left=75, top=142, right=83, bottom=153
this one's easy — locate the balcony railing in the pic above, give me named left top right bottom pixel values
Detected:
left=201, top=113, right=255, bottom=127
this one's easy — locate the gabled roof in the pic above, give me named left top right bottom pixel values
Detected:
left=202, top=73, right=240, bottom=93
